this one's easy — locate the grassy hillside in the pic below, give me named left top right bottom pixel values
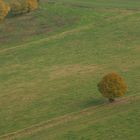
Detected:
left=0, top=0, right=140, bottom=139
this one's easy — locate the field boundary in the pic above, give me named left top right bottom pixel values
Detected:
left=0, top=93, right=139, bottom=140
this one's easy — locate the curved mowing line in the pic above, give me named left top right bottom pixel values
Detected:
left=0, top=94, right=139, bottom=140
left=0, top=24, right=93, bottom=54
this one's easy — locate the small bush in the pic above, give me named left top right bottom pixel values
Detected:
left=0, top=0, right=10, bottom=21
left=10, top=0, right=38, bottom=15
left=98, top=72, right=127, bottom=102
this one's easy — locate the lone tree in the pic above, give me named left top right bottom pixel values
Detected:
left=98, top=72, right=127, bottom=102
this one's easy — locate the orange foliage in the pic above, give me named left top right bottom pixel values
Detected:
left=10, top=0, right=28, bottom=15
left=98, top=72, right=127, bottom=102
left=27, top=0, right=38, bottom=11
left=0, top=0, right=10, bottom=21
left=10, top=0, right=38, bottom=15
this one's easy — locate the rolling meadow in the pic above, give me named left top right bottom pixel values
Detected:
left=0, top=0, right=140, bottom=139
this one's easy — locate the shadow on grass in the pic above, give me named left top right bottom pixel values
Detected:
left=80, top=97, right=108, bottom=109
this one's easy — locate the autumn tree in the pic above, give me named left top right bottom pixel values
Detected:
left=27, top=0, right=38, bottom=11
left=98, top=72, right=127, bottom=102
left=0, top=0, right=10, bottom=21
left=10, top=0, right=38, bottom=15
left=10, top=0, right=27, bottom=15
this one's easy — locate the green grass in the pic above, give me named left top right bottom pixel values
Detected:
left=0, top=0, right=140, bottom=139
left=19, top=97, right=140, bottom=140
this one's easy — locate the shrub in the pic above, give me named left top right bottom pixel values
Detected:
left=0, top=0, right=10, bottom=21
left=98, top=72, right=127, bottom=102
left=10, top=0, right=38, bottom=15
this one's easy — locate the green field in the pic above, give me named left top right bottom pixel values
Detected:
left=0, top=0, right=140, bottom=139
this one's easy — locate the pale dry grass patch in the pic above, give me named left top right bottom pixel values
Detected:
left=49, top=64, right=98, bottom=80
left=134, top=45, right=140, bottom=51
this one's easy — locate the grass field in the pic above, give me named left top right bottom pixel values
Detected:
left=0, top=0, right=140, bottom=139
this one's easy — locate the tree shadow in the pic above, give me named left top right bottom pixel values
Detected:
left=81, top=97, right=108, bottom=108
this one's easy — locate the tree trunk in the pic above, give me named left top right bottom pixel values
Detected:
left=109, top=98, right=115, bottom=103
